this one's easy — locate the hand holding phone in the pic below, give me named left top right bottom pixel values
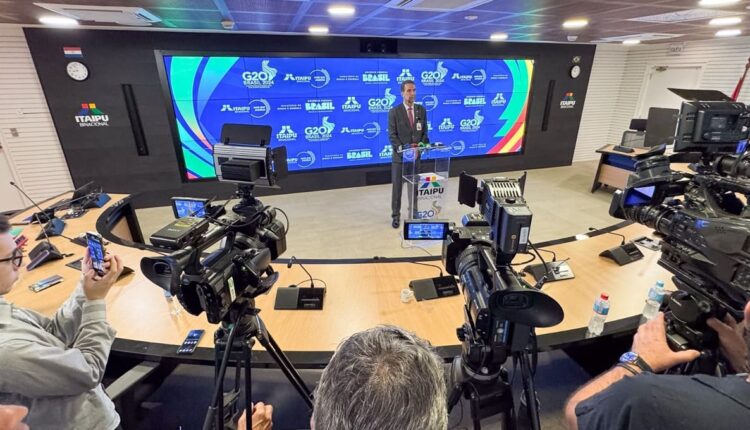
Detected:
left=85, top=232, right=106, bottom=276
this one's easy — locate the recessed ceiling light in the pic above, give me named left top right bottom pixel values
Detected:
left=709, top=16, right=742, bottom=26
left=699, top=0, right=741, bottom=7
left=404, top=32, right=429, bottom=37
left=309, top=25, right=329, bottom=35
left=716, top=28, right=742, bottom=36
left=328, top=4, right=355, bottom=17
left=38, top=16, right=79, bottom=27
left=623, top=39, right=641, bottom=45
left=490, top=33, right=509, bottom=41
left=465, top=15, right=478, bottom=21
left=563, top=18, right=589, bottom=29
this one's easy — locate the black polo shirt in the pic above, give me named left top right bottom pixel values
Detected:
left=575, top=373, right=750, bottom=430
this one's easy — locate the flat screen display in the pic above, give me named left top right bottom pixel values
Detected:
left=160, top=54, right=534, bottom=180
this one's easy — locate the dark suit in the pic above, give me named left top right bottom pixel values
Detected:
left=388, top=103, right=429, bottom=220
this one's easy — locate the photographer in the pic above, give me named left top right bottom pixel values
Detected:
left=0, top=214, right=124, bottom=430
left=565, top=304, right=750, bottom=430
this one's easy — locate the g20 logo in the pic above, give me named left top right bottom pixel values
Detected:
left=242, top=60, right=277, bottom=89
left=459, top=110, right=484, bottom=132
left=368, top=88, right=397, bottom=113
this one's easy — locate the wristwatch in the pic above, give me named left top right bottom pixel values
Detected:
left=619, top=351, right=654, bottom=373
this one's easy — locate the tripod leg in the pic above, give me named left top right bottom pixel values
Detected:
left=244, top=340, right=253, bottom=430
left=518, top=353, right=541, bottom=430
left=263, top=330, right=314, bottom=400
left=468, top=389, right=482, bottom=430
left=259, top=336, right=314, bottom=408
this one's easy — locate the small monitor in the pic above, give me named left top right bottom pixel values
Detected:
left=403, top=220, right=451, bottom=240
left=171, top=197, right=209, bottom=218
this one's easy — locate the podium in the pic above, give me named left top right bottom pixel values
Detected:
left=399, top=144, right=451, bottom=220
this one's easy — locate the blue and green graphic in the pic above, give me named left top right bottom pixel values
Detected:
left=162, top=55, right=534, bottom=180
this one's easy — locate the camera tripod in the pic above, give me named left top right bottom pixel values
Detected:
left=202, top=299, right=314, bottom=430
left=447, top=343, right=543, bottom=430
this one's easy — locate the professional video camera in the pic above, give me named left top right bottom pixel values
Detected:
left=610, top=94, right=750, bottom=373
left=141, top=127, right=288, bottom=324
left=441, top=172, right=564, bottom=430
left=141, top=124, right=313, bottom=430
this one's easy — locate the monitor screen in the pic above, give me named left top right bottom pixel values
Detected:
left=172, top=198, right=207, bottom=218
left=404, top=221, right=450, bottom=240
left=159, top=54, right=534, bottom=180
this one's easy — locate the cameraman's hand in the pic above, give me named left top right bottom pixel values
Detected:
left=82, top=250, right=123, bottom=301
left=632, top=312, right=700, bottom=372
left=707, top=314, right=748, bottom=373
left=237, top=403, right=273, bottom=430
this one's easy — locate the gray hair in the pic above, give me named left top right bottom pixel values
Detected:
left=313, top=325, right=447, bottom=430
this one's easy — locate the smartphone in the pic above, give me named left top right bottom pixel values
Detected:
left=29, top=275, right=64, bottom=293
left=86, top=231, right=106, bottom=276
left=177, top=329, right=205, bottom=355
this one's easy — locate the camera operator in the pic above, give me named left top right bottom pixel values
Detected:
left=312, top=325, right=447, bottom=430
left=0, top=214, right=124, bottom=430
left=565, top=304, right=750, bottom=430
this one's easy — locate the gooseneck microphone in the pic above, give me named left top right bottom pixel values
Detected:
left=10, top=181, right=53, bottom=224
left=588, top=227, right=626, bottom=245
left=287, top=256, right=315, bottom=288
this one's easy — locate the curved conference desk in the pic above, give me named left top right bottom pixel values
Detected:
left=7, top=192, right=673, bottom=369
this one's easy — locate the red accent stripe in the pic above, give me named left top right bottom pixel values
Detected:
left=488, top=105, right=527, bottom=153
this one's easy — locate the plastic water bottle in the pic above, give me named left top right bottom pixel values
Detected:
left=641, top=281, right=665, bottom=323
left=164, top=290, right=182, bottom=316
left=587, top=293, right=610, bottom=337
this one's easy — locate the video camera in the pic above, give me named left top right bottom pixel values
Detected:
left=141, top=124, right=289, bottom=325
left=442, top=172, right=563, bottom=429
left=610, top=94, right=750, bottom=365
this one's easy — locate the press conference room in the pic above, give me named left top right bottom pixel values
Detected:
left=1, top=1, right=749, bottom=429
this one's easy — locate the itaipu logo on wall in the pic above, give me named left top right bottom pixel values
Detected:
left=379, top=144, right=393, bottom=159
left=397, top=68, right=415, bottom=84
left=452, top=69, right=487, bottom=86
left=283, top=68, right=330, bottom=88
left=75, top=103, right=109, bottom=127
left=560, top=92, right=576, bottom=109
left=276, top=125, right=298, bottom=142
left=491, top=93, right=507, bottom=107
left=242, top=60, right=277, bottom=89
left=341, top=122, right=381, bottom=139
left=342, top=96, right=362, bottom=112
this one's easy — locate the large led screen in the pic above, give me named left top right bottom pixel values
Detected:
left=160, top=54, right=534, bottom=180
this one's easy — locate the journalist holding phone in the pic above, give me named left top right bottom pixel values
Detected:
left=0, top=214, right=125, bottom=430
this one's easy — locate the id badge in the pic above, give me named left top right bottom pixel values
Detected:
left=416, top=121, right=423, bottom=131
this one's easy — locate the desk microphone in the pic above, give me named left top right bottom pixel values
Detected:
left=276, top=256, right=325, bottom=310
left=588, top=227, right=626, bottom=245
left=10, top=181, right=67, bottom=240
left=287, top=256, right=315, bottom=288
left=589, top=228, right=644, bottom=266
left=10, top=181, right=53, bottom=224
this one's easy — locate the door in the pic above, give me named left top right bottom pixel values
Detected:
left=0, top=134, right=25, bottom=212
left=637, top=65, right=703, bottom=118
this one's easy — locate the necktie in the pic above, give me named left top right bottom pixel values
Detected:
left=408, top=107, right=414, bottom=129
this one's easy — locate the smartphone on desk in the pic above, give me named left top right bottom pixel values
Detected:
left=177, top=329, right=205, bottom=355
left=85, top=231, right=106, bottom=276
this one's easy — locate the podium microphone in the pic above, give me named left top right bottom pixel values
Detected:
left=287, top=256, right=314, bottom=288
left=588, top=227, right=625, bottom=245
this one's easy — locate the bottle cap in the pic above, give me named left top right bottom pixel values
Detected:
left=600, top=293, right=609, bottom=300
left=656, top=280, right=665, bottom=288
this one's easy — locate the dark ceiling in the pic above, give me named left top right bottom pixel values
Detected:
left=2, top=0, right=749, bottom=44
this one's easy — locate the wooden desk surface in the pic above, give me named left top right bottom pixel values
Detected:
left=596, top=144, right=651, bottom=157
left=6, top=194, right=672, bottom=356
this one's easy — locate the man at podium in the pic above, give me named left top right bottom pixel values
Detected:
left=388, top=79, right=430, bottom=229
